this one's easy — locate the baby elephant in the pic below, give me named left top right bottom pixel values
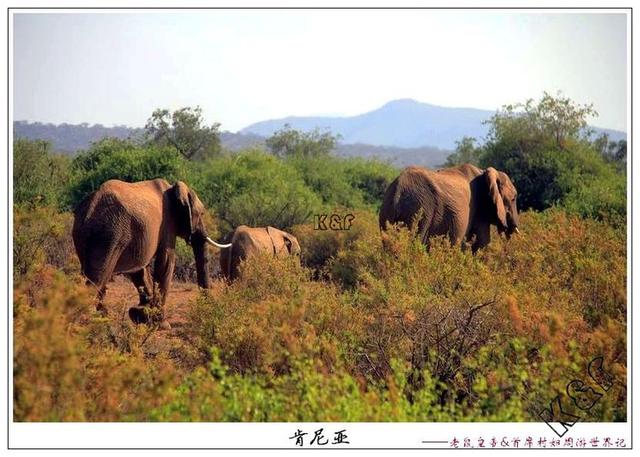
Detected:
left=219, top=225, right=301, bottom=280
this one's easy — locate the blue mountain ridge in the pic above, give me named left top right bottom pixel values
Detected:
left=241, top=98, right=626, bottom=150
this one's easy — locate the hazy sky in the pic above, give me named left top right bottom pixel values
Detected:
left=13, top=11, right=628, bottom=132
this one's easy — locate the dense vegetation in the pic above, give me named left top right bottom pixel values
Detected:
left=13, top=94, right=627, bottom=422
left=445, top=93, right=626, bottom=225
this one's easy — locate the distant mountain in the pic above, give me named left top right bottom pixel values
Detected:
left=241, top=99, right=627, bottom=150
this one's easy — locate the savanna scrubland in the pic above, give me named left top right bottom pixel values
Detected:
left=13, top=94, right=627, bottom=421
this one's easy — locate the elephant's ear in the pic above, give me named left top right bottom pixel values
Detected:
left=283, top=234, right=293, bottom=254
left=485, top=167, right=507, bottom=228
left=172, top=181, right=193, bottom=235
left=283, top=233, right=299, bottom=255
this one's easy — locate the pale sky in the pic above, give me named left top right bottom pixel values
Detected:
left=12, top=11, right=628, bottom=132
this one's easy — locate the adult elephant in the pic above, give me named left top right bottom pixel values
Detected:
left=72, top=178, right=231, bottom=327
left=379, top=163, right=519, bottom=252
left=219, top=225, right=301, bottom=280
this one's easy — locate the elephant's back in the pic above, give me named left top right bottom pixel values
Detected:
left=385, top=167, right=441, bottom=226
left=89, top=180, right=166, bottom=224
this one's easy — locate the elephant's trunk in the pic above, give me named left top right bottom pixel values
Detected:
left=192, top=238, right=210, bottom=289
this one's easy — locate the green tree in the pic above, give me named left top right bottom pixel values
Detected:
left=145, top=106, right=221, bottom=160
left=71, top=137, right=134, bottom=174
left=481, top=92, right=594, bottom=210
left=593, top=133, right=627, bottom=173
left=13, top=139, right=70, bottom=208
left=445, top=136, right=484, bottom=167
left=487, top=92, right=597, bottom=152
left=480, top=92, right=625, bottom=222
left=266, top=124, right=340, bottom=158
left=69, top=138, right=187, bottom=207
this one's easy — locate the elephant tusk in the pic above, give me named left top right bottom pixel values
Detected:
left=514, top=227, right=520, bottom=234
left=206, top=237, right=232, bottom=249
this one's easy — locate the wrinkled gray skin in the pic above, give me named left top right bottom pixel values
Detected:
left=219, top=225, right=301, bottom=280
left=72, top=179, right=225, bottom=326
left=379, top=163, right=519, bottom=252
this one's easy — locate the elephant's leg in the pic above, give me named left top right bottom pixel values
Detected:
left=417, top=219, right=430, bottom=246
left=126, top=267, right=153, bottom=306
left=147, top=247, right=176, bottom=329
left=84, top=241, right=125, bottom=314
left=230, top=254, right=241, bottom=280
left=154, top=249, right=175, bottom=307
left=449, top=216, right=468, bottom=248
left=129, top=249, right=174, bottom=328
left=472, top=224, right=491, bottom=254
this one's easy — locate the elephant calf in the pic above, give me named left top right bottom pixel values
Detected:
left=72, top=178, right=231, bottom=328
left=219, top=225, right=301, bottom=280
left=379, top=163, right=519, bottom=252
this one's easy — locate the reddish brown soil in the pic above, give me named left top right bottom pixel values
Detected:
left=102, top=276, right=200, bottom=325
left=100, top=275, right=226, bottom=366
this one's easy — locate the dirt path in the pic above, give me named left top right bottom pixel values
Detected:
left=102, top=275, right=201, bottom=326
left=101, top=276, right=222, bottom=367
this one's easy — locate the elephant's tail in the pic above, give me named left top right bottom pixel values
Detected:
left=217, top=231, right=234, bottom=279
left=72, top=194, right=95, bottom=278
left=379, top=176, right=400, bottom=230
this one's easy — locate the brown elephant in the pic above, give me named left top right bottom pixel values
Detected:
left=72, top=178, right=231, bottom=327
left=379, top=163, right=519, bottom=252
left=219, top=225, right=301, bottom=280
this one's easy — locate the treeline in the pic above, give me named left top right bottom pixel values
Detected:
left=13, top=112, right=399, bottom=232
left=13, top=120, right=143, bottom=153
left=14, top=94, right=626, bottom=230
left=13, top=120, right=453, bottom=168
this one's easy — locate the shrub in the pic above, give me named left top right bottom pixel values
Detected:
left=480, top=209, right=626, bottom=329
left=291, top=209, right=380, bottom=277
left=191, top=149, right=322, bottom=231
left=287, top=155, right=397, bottom=210
left=13, top=267, right=181, bottom=421
left=187, top=254, right=364, bottom=375
left=476, top=93, right=626, bottom=222
left=153, top=338, right=625, bottom=422
left=13, top=206, right=77, bottom=280
left=341, top=157, right=398, bottom=208
left=13, top=139, right=70, bottom=209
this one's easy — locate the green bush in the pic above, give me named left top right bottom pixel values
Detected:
left=191, top=149, right=322, bottom=231
left=153, top=337, right=624, bottom=422
left=481, top=139, right=626, bottom=223
left=68, top=138, right=187, bottom=208
left=286, top=155, right=397, bottom=210
left=13, top=139, right=70, bottom=209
